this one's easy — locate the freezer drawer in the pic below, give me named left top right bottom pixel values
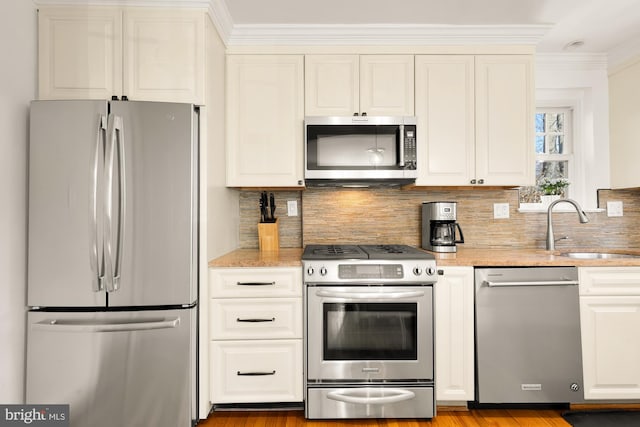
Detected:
left=26, top=308, right=196, bottom=427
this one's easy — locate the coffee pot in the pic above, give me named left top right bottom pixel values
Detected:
left=421, top=202, right=465, bottom=253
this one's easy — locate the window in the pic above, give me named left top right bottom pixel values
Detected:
left=519, top=107, right=574, bottom=205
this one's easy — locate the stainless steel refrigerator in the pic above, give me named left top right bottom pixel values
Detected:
left=26, top=100, right=199, bottom=427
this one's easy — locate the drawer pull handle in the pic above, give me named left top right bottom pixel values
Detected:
left=237, top=370, right=276, bottom=376
left=236, top=281, right=276, bottom=286
left=236, top=318, right=275, bottom=323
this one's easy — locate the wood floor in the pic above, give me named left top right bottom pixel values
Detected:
left=198, top=409, right=571, bottom=426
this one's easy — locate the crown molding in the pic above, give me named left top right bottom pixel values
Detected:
left=536, top=53, right=608, bottom=72
left=32, top=0, right=551, bottom=48
left=35, top=0, right=211, bottom=7
left=225, top=24, right=552, bottom=47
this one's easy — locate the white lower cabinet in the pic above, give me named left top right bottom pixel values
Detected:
left=434, top=266, right=475, bottom=402
left=211, top=340, right=303, bottom=404
left=209, top=267, right=303, bottom=404
left=579, top=267, right=640, bottom=400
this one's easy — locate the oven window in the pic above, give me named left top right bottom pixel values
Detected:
left=323, top=303, right=417, bottom=360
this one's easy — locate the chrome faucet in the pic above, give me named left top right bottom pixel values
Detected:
left=546, top=198, right=589, bottom=250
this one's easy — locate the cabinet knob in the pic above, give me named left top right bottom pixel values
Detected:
left=361, top=112, right=367, bottom=116
left=298, top=180, right=304, bottom=186
left=470, top=179, right=477, bottom=184
left=478, top=179, right=485, bottom=184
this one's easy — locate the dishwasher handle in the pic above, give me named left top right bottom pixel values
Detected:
left=483, top=280, right=579, bottom=287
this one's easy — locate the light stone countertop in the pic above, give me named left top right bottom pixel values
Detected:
left=209, top=247, right=640, bottom=268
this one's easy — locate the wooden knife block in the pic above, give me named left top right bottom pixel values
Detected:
left=258, top=219, right=279, bottom=252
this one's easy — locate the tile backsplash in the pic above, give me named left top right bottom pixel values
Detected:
left=239, top=188, right=640, bottom=250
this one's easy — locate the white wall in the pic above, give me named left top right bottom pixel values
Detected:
left=0, top=1, right=37, bottom=403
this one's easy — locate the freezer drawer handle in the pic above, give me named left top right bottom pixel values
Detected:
left=236, top=281, right=276, bottom=286
left=483, top=280, right=579, bottom=287
left=236, top=318, right=276, bottom=323
left=327, top=388, right=416, bottom=405
left=315, top=290, right=425, bottom=300
left=33, top=317, right=180, bottom=333
left=237, top=370, right=276, bottom=376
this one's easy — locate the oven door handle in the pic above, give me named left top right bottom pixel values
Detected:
left=315, top=290, right=425, bottom=300
left=327, top=388, right=416, bottom=405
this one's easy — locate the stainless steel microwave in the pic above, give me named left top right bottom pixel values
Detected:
left=304, top=116, right=417, bottom=186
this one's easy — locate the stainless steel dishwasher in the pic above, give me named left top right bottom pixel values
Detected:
left=475, top=267, right=584, bottom=404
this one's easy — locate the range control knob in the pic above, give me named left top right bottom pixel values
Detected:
left=320, top=267, right=328, bottom=276
left=307, top=267, right=314, bottom=276
left=413, top=267, right=423, bottom=276
left=426, top=267, right=436, bottom=276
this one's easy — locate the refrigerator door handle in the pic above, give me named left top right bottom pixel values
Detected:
left=114, top=115, right=125, bottom=292
left=32, top=317, right=180, bottom=333
left=90, top=115, right=107, bottom=292
left=104, top=115, right=124, bottom=294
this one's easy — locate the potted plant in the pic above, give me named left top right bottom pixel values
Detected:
left=538, top=177, right=570, bottom=206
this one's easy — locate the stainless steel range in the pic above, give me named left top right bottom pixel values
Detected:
left=302, top=244, right=437, bottom=420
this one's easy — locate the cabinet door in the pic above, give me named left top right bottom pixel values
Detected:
left=415, top=56, right=475, bottom=186
left=226, top=55, right=304, bottom=187
left=123, top=8, right=205, bottom=104
left=475, top=55, right=534, bottom=186
left=305, top=55, right=359, bottom=116
left=38, top=7, right=122, bottom=100
left=360, top=55, right=415, bottom=116
left=580, top=296, right=640, bottom=399
left=434, top=266, right=475, bottom=402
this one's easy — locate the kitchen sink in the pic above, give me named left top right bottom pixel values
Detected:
left=559, top=252, right=640, bottom=259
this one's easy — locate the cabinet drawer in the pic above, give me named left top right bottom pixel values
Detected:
left=210, top=340, right=303, bottom=403
left=210, top=267, right=302, bottom=298
left=210, top=298, right=302, bottom=340
left=579, top=267, right=640, bottom=296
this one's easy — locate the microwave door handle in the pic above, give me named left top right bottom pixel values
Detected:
left=398, top=124, right=405, bottom=167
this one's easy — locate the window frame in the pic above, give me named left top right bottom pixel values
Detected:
left=519, top=88, right=599, bottom=212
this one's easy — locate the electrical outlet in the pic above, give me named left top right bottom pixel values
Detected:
left=287, top=200, right=298, bottom=217
left=493, top=203, right=510, bottom=219
left=607, top=201, right=624, bottom=217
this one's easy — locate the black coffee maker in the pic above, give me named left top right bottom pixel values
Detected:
left=421, top=201, right=465, bottom=253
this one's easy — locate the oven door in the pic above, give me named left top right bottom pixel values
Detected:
left=306, top=285, right=433, bottom=381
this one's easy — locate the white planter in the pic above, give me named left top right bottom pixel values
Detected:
left=540, top=194, right=561, bottom=208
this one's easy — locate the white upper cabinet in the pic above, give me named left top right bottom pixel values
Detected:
left=305, top=55, right=414, bottom=116
left=474, top=55, right=534, bottom=186
left=226, top=55, right=305, bottom=187
left=38, top=6, right=205, bottom=104
left=39, top=7, right=123, bottom=100
left=609, top=57, right=640, bottom=189
left=415, top=55, right=475, bottom=185
left=123, top=9, right=205, bottom=103
left=415, top=54, right=534, bottom=186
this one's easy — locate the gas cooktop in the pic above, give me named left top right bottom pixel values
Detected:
left=302, top=244, right=433, bottom=261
